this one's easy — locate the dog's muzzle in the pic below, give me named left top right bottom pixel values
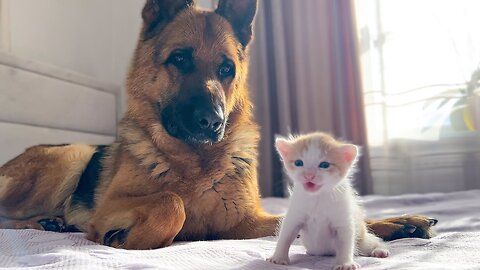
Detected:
left=160, top=96, right=226, bottom=144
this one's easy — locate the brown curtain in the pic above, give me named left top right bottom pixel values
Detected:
left=249, top=0, right=372, bottom=197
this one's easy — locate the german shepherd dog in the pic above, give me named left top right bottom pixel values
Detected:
left=0, top=0, right=437, bottom=249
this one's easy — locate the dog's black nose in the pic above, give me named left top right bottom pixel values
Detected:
left=195, top=107, right=224, bottom=132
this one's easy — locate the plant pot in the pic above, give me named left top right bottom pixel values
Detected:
left=465, top=94, right=480, bottom=131
left=448, top=94, right=480, bottom=131
left=450, top=106, right=468, bottom=131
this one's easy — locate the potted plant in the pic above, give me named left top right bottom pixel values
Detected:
left=423, top=67, right=480, bottom=132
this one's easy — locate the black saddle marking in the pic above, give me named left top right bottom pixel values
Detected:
left=71, top=145, right=108, bottom=209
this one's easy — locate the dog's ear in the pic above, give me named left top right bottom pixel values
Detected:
left=215, top=0, right=257, bottom=48
left=142, top=0, right=195, bottom=40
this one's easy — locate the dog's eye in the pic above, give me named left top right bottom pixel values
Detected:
left=167, top=50, right=194, bottom=73
left=218, top=61, right=235, bottom=79
left=173, top=54, right=185, bottom=63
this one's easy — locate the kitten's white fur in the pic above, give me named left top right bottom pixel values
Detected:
left=267, top=135, right=389, bottom=270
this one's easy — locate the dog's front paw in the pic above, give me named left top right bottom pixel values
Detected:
left=38, top=217, right=65, bottom=232
left=103, top=229, right=129, bottom=248
left=371, top=248, right=389, bottom=258
left=334, top=261, right=360, bottom=270
left=1, top=216, right=66, bottom=231
left=266, top=255, right=290, bottom=265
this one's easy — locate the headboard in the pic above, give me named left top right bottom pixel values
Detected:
left=0, top=52, right=120, bottom=165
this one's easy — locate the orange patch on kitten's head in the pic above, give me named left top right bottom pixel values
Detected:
left=275, top=132, right=358, bottom=178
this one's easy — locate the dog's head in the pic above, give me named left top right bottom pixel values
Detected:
left=127, top=0, right=257, bottom=145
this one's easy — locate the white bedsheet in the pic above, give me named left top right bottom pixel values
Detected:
left=1, top=189, right=480, bottom=270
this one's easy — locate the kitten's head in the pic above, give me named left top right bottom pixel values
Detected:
left=275, top=132, right=358, bottom=194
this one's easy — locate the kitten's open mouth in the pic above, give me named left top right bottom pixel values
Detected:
left=304, top=182, right=322, bottom=192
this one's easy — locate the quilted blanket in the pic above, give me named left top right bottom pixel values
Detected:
left=1, top=189, right=480, bottom=269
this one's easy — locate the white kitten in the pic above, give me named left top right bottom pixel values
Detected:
left=267, top=132, right=389, bottom=270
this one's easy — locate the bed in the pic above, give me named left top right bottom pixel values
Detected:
left=1, top=189, right=479, bottom=269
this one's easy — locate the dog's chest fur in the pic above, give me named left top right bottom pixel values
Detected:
left=100, top=119, right=259, bottom=239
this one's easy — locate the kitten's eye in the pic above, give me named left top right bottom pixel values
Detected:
left=294, top=160, right=304, bottom=167
left=319, top=161, right=330, bottom=169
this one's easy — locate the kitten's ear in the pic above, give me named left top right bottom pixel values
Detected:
left=341, top=144, right=358, bottom=163
left=275, top=137, right=291, bottom=158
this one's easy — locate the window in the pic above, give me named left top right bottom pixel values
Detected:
left=356, top=0, right=480, bottom=195
left=357, top=0, right=480, bottom=146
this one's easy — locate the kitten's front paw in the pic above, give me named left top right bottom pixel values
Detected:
left=266, top=255, right=290, bottom=265
left=371, top=248, right=389, bottom=258
left=334, top=262, right=360, bottom=270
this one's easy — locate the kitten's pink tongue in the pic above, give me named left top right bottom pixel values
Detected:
left=304, top=182, right=321, bottom=192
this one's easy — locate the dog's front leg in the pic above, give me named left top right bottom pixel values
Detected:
left=86, top=191, right=185, bottom=249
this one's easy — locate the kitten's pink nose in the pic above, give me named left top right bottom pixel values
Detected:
left=304, top=173, right=315, bottom=181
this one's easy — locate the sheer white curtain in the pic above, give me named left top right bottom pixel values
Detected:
left=356, top=0, right=480, bottom=195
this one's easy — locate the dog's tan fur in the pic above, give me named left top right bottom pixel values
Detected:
left=0, top=0, right=435, bottom=249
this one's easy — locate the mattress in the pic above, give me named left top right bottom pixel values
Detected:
left=1, top=189, right=480, bottom=270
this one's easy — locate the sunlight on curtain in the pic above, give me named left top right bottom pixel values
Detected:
left=356, top=0, right=480, bottom=195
